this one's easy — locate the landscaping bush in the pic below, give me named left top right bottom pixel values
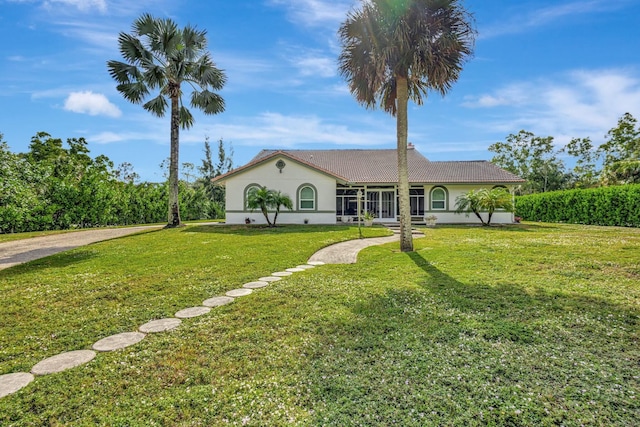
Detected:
left=515, top=184, right=640, bottom=226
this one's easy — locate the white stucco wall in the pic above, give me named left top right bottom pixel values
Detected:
left=222, top=158, right=517, bottom=225
left=423, top=184, right=515, bottom=224
left=224, top=156, right=338, bottom=225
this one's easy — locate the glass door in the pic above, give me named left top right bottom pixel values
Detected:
left=366, top=192, right=379, bottom=218
left=380, top=190, right=395, bottom=220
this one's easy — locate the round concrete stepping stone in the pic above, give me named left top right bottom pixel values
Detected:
left=307, top=261, right=325, bottom=266
left=243, top=281, right=268, bottom=289
left=226, top=288, right=252, bottom=297
left=203, top=296, right=234, bottom=307
left=175, top=306, right=211, bottom=319
left=0, top=372, right=34, bottom=398
left=93, top=332, right=145, bottom=352
left=296, top=265, right=315, bottom=269
left=271, top=271, right=292, bottom=277
left=31, top=349, right=96, bottom=375
left=258, top=276, right=282, bottom=282
left=139, top=318, right=181, bottom=333
left=286, top=267, right=305, bottom=272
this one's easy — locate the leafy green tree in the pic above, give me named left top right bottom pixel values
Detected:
left=246, top=187, right=275, bottom=226
left=108, top=13, right=226, bottom=227
left=489, top=130, right=567, bottom=194
left=599, top=112, right=640, bottom=185
left=115, top=162, right=140, bottom=183
left=196, top=136, right=232, bottom=209
left=215, top=137, right=233, bottom=177
left=271, top=191, right=293, bottom=226
left=338, top=0, right=475, bottom=252
left=563, top=137, right=599, bottom=188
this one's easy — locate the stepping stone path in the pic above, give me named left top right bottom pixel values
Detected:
left=243, top=281, right=269, bottom=289
left=175, top=307, right=211, bottom=319
left=226, top=288, right=253, bottom=297
left=258, top=276, right=282, bottom=282
left=93, top=332, right=146, bottom=352
left=203, top=296, right=234, bottom=307
left=1, top=236, right=397, bottom=399
left=271, top=271, right=292, bottom=277
left=139, top=318, right=182, bottom=333
left=31, top=350, right=96, bottom=376
left=0, top=373, right=34, bottom=399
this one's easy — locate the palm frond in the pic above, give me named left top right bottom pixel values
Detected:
left=106, top=60, right=141, bottom=84
left=191, top=90, right=225, bottom=115
left=179, top=106, right=195, bottom=129
left=142, top=94, right=168, bottom=117
left=116, top=82, right=150, bottom=104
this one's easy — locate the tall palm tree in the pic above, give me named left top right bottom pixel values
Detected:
left=108, top=14, right=226, bottom=227
left=339, top=0, right=475, bottom=251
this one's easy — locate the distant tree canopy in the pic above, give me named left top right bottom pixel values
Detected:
left=490, top=112, right=640, bottom=195
left=0, top=132, right=227, bottom=234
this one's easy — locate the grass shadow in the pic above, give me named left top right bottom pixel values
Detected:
left=301, top=250, right=639, bottom=424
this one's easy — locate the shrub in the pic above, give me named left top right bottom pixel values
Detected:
left=515, top=184, right=640, bottom=227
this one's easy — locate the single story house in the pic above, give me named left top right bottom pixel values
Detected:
left=212, top=145, right=525, bottom=225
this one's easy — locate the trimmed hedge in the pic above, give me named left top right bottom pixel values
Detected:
left=515, top=184, right=640, bottom=227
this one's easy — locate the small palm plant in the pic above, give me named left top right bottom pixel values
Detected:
left=246, top=187, right=275, bottom=226
left=455, top=188, right=514, bottom=226
left=454, top=189, right=485, bottom=225
left=246, top=187, right=293, bottom=227
left=478, top=187, right=514, bottom=225
left=271, top=190, right=293, bottom=226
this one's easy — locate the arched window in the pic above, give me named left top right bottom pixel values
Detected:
left=298, top=184, right=316, bottom=210
left=244, top=184, right=262, bottom=210
left=430, top=187, right=447, bottom=210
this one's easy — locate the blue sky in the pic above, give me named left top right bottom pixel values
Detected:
left=1, top=0, right=639, bottom=182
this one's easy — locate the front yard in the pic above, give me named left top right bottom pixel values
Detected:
left=1, top=223, right=638, bottom=425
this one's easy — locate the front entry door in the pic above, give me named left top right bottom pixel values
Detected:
left=380, top=190, right=395, bottom=220
left=366, top=190, right=396, bottom=221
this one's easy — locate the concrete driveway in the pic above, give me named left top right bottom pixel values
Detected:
left=0, top=226, right=163, bottom=271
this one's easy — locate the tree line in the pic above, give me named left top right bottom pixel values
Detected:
left=0, top=132, right=231, bottom=233
left=490, top=112, right=640, bottom=195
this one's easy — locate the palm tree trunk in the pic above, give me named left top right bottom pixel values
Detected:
left=168, top=90, right=181, bottom=227
left=396, top=75, right=413, bottom=252
left=261, top=206, right=272, bottom=226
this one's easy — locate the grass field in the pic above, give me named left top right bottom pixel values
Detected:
left=0, top=223, right=638, bottom=426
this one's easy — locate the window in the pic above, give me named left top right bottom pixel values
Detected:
left=336, top=188, right=359, bottom=215
left=431, top=187, right=446, bottom=210
left=299, top=185, right=316, bottom=210
left=244, top=184, right=261, bottom=209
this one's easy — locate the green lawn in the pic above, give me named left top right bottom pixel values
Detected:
left=1, top=223, right=638, bottom=426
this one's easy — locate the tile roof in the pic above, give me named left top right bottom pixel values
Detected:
left=214, top=148, right=525, bottom=184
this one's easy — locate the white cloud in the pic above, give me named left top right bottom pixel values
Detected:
left=268, top=0, right=351, bottom=27
left=481, top=0, right=630, bottom=39
left=43, top=0, right=107, bottom=13
left=462, top=68, right=640, bottom=144
left=292, top=54, right=336, bottom=77
left=64, top=91, right=122, bottom=117
left=204, top=112, right=392, bottom=147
